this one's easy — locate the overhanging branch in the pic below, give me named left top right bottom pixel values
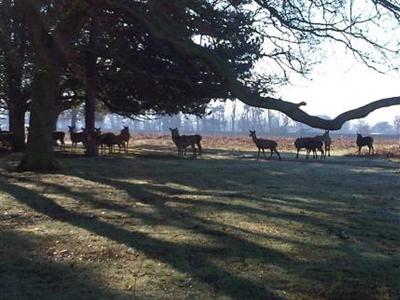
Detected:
left=100, top=0, right=400, bottom=130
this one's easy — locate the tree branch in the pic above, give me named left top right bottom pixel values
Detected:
left=100, top=0, right=400, bottom=130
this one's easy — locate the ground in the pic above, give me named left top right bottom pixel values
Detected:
left=0, top=136, right=399, bottom=299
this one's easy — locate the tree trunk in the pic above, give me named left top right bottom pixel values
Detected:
left=18, top=54, right=59, bottom=172
left=71, top=108, right=78, bottom=128
left=84, top=18, right=99, bottom=156
left=8, top=100, right=26, bottom=152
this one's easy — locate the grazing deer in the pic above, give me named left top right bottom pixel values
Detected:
left=169, top=128, right=202, bottom=157
left=295, top=137, right=325, bottom=159
left=356, top=133, right=374, bottom=155
left=249, top=130, right=281, bottom=161
left=68, top=126, right=87, bottom=151
left=315, top=130, right=331, bottom=157
left=120, top=126, right=131, bottom=151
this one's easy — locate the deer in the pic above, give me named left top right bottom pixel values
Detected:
left=314, top=130, right=331, bottom=157
left=68, top=126, right=87, bottom=151
left=249, top=130, right=281, bottom=161
left=294, top=137, right=325, bottom=159
left=120, top=126, right=131, bottom=151
left=53, top=131, right=66, bottom=149
left=26, top=126, right=65, bottom=149
left=169, top=128, right=202, bottom=157
left=356, top=133, right=374, bottom=155
left=97, top=132, right=125, bottom=154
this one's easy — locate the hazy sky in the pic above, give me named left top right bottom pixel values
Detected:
left=275, top=46, right=400, bottom=125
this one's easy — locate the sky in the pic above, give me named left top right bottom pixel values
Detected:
left=275, top=46, right=400, bottom=125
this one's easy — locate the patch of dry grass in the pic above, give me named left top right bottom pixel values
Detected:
left=0, top=138, right=399, bottom=299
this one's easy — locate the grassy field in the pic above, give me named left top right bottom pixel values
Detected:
left=0, top=136, right=399, bottom=299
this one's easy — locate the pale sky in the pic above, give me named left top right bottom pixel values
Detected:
left=275, top=46, right=400, bottom=125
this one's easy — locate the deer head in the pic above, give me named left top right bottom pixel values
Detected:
left=249, top=130, right=256, bottom=138
left=169, top=128, right=179, bottom=137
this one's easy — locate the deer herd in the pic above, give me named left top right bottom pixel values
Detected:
left=0, top=124, right=376, bottom=160
left=168, top=128, right=375, bottom=161
left=67, top=126, right=131, bottom=154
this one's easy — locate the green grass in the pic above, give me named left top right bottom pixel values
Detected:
left=0, top=145, right=399, bottom=299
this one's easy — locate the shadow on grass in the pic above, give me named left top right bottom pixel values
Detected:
left=2, top=180, right=284, bottom=300
left=0, top=228, right=132, bottom=299
left=1, top=151, right=399, bottom=299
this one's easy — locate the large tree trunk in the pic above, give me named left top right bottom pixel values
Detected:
left=84, top=18, right=99, bottom=156
left=18, top=53, right=59, bottom=172
left=8, top=97, right=26, bottom=152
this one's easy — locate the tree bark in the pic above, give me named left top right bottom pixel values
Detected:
left=17, top=37, right=60, bottom=172
left=8, top=100, right=26, bottom=152
left=18, top=70, right=60, bottom=172
left=84, top=17, right=99, bottom=156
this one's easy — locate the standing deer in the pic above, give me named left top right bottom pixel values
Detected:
left=294, top=137, right=325, bottom=159
left=68, top=126, right=87, bottom=151
left=97, top=132, right=125, bottom=154
left=120, top=126, right=131, bottom=151
left=53, top=131, right=66, bottom=149
left=315, top=130, right=331, bottom=157
left=26, top=126, right=65, bottom=149
left=169, top=128, right=202, bottom=157
left=249, top=130, right=281, bottom=161
left=356, top=133, right=374, bottom=155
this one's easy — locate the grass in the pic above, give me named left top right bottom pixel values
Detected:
left=0, top=136, right=399, bottom=299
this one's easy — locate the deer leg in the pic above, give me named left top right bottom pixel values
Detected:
left=257, top=148, right=260, bottom=160
left=275, top=149, right=282, bottom=161
left=371, top=145, right=374, bottom=155
left=191, top=144, right=196, bottom=156
left=269, top=149, right=273, bottom=159
left=262, top=148, right=267, bottom=160
left=296, top=148, right=299, bottom=159
left=197, top=141, right=202, bottom=156
left=358, top=146, right=362, bottom=156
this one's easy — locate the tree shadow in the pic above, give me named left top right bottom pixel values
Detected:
left=0, top=228, right=135, bottom=299
left=2, top=151, right=399, bottom=299
left=2, top=181, right=284, bottom=299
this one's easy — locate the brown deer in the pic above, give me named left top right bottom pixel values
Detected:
left=249, top=130, right=281, bottom=161
left=68, top=126, right=87, bottom=151
left=120, top=126, right=131, bottom=151
left=26, top=126, right=65, bottom=149
left=169, top=128, right=202, bottom=157
left=356, top=133, right=374, bottom=155
left=295, top=137, right=325, bottom=159
left=98, top=132, right=125, bottom=154
left=314, top=130, right=331, bottom=157
left=53, top=131, right=66, bottom=149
